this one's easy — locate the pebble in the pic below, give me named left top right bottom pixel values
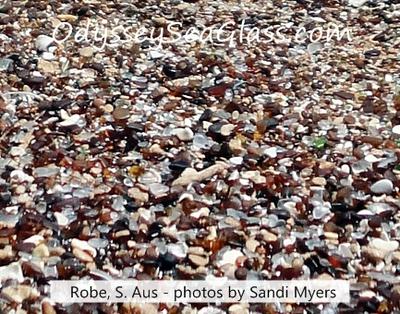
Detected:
left=229, top=304, right=249, bottom=314
left=54, top=212, right=69, bottom=227
left=42, top=301, right=57, bottom=314
left=362, top=247, right=385, bottom=262
left=393, top=251, right=400, bottom=263
left=79, top=47, right=94, bottom=58
left=264, top=147, right=278, bottom=158
left=10, top=146, right=25, bottom=157
left=173, top=127, right=194, bottom=141
left=35, top=35, right=53, bottom=51
left=149, top=183, right=169, bottom=196
left=392, top=286, right=400, bottom=306
left=189, top=254, right=209, bottom=267
left=57, top=14, right=78, bottom=22
left=88, top=238, right=109, bottom=249
left=71, top=238, right=97, bottom=258
left=311, top=177, right=327, bottom=186
left=369, top=238, right=399, bottom=254
left=37, top=59, right=59, bottom=74
left=167, top=243, right=187, bottom=259
left=392, top=125, right=400, bottom=135
left=0, top=245, right=13, bottom=260
left=32, top=243, right=50, bottom=258
left=220, top=124, right=235, bottom=136
left=34, top=166, right=59, bottom=177
left=59, top=114, right=86, bottom=127
left=261, top=230, right=278, bottom=242
left=348, top=0, right=368, bottom=7
left=2, top=285, right=39, bottom=304
left=113, top=106, right=130, bottom=120
left=1, top=1, right=399, bottom=312
left=128, top=187, right=149, bottom=203
left=217, top=249, right=244, bottom=267
left=0, top=58, right=13, bottom=71
left=0, top=262, right=24, bottom=282
left=172, top=162, right=229, bottom=186
left=73, top=248, right=94, bottom=262
left=370, top=179, right=393, bottom=194
left=246, top=238, right=259, bottom=252
left=149, top=50, right=164, bottom=59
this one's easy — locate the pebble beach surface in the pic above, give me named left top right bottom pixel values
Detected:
left=0, top=0, right=400, bottom=313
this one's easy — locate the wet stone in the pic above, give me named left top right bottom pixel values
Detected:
left=35, top=35, right=53, bottom=52
left=149, top=183, right=169, bottom=196
left=370, top=179, right=393, bottom=194
left=188, top=254, right=209, bottom=267
left=113, top=106, right=130, bottom=120
left=173, top=128, right=194, bottom=141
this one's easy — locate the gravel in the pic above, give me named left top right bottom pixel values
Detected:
left=1, top=0, right=400, bottom=313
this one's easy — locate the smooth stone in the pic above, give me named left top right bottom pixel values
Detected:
left=217, top=249, right=243, bottom=267
left=348, top=0, right=368, bottom=7
left=42, top=302, right=57, bottom=314
left=370, top=179, right=393, bottom=194
left=128, top=187, right=149, bottom=203
left=220, top=124, right=235, bottom=136
left=190, top=207, right=209, bottom=219
left=169, top=160, right=190, bottom=171
left=149, top=50, right=164, bottom=59
left=313, top=206, right=331, bottom=220
left=79, top=47, right=94, bottom=57
left=172, top=162, right=229, bottom=186
left=10, top=146, right=25, bottom=157
left=2, top=285, right=39, bottom=304
left=54, top=212, right=69, bottom=227
left=72, top=248, right=93, bottom=262
left=42, top=52, right=56, bottom=61
left=57, top=14, right=78, bottom=22
left=113, top=106, right=130, bottom=120
left=308, top=42, right=323, bottom=54
left=364, top=154, right=379, bottom=163
left=370, top=238, right=399, bottom=253
left=149, top=183, right=169, bottom=196
left=0, top=58, right=13, bottom=71
left=167, top=243, right=187, bottom=259
left=393, top=125, right=400, bottom=135
left=359, top=290, right=376, bottom=299
left=0, top=245, right=13, bottom=260
left=23, top=235, right=44, bottom=245
left=173, top=127, right=194, bottom=141
left=59, top=114, right=86, bottom=127
left=261, top=230, right=278, bottom=242
left=198, top=307, right=225, bottom=314
left=229, top=157, right=243, bottom=165
left=88, top=238, right=109, bottom=249
left=0, top=262, right=24, bottom=282
left=242, top=171, right=266, bottom=184
left=189, top=254, right=209, bottom=267
left=229, top=304, right=249, bottom=314
left=311, top=177, right=327, bottom=186
left=392, top=286, right=400, bottom=306
left=264, top=147, right=277, bottom=158
left=246, top=239, right=260, bottom=252
left=393, top=251, right=400, bottom=263
left=34, top=166, right=59, bottom=177
left=36, top=35, right=54, bottom=52
left=71, top=238, right=97, bottom=258
left=37, top=59, right=59, bottom=74
left=32, top=243, right=50, bottom=258
left=362, top=247, right=384, bottom=262
left=111, top=196, right=125, bottom=211
left=193, top=133, right=212, bottom=149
